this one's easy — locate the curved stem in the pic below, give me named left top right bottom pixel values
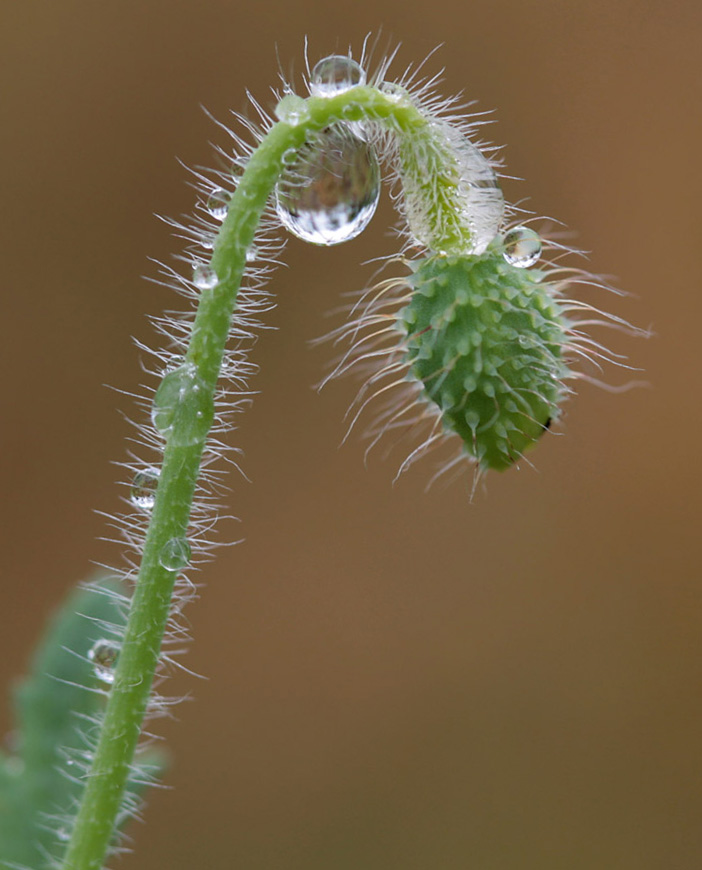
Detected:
left=60, top=86, right=430, bottom=870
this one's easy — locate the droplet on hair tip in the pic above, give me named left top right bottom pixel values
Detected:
left=502, top=226, right=542, bottom=268
left=88, top=639, right=120, bottom=684
left=130, top=469, right=159, bottom=510
left=206, top=188, right=229, bottom=220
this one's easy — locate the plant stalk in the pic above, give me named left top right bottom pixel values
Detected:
left=61, top=86, right=428, bottom=870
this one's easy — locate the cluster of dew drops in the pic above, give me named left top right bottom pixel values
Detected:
left=270, top=53, right=543, bottom=267
left=88, top=55, right=545, bottom=689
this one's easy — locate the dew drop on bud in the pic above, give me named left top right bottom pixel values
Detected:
left=206, top=188, right=229, bottom=220
left=275, top=126, right=380, bottom=245
left=502, top=226, right=542, bottom=268
left=193, top=263, right=219, bottom=290
left=130, top=468, right=159, bottom=510
left=88, top=639, right=120, bottom=684
left=151, top=363, right=215, bottom=447
left=309, top=55, right=365, bottom=97
left=160, top=536, right=192, bottom=571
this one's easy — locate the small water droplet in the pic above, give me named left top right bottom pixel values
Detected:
left=193, top=263, right=219, bottom=290
left=160, top=536, right=191, bottom=571
left=151, top=363, right=215, bottom=446
left=309, top=55, right=365, bottom=97
left=275, top=126, right=380, bottom=245
left=130, top=468, right=159, bottom=510
left=380, top=82, right=410, bottom=103
left=275, top=94, right=310, bottom=126
left=206, top=188, right=229, bottom=220
left=502, top=226, right=542, bottom=268
left=56, top=827, right=70, bottom=842
left=88, top=639, right=120, bottom=684
left=245, top=245, right=259, bottom=262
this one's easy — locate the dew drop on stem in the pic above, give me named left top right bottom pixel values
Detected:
left=275, top=94, right=310, bottom=126
left=275, top=126, right=380, bottom=245
left=309, top=55, right=365, bottom=97
left=151, top=362, right=215, bottom=447
left=193, top=263, right=219, bottom=290
left=159, top=536, right=191, bottom=571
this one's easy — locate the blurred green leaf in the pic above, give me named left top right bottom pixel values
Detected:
left=0, top=577, right=164, bottom=868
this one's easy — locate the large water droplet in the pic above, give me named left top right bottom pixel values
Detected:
left=309, top=56, right=365, bottom=97
left=502, top=226, right=542, bottom=268
left=160, top=536, right=191, bottom=571
left=130, top=468, right=159, bottom=510
left=193, top=263, right=219, bottom=290
left=88, top=639, right=120, bottom=684
left=151, top=363, right=215, bottom=446
left=206, top=188, right=229, bottom=220
left=451, top=132, right=505, bottom=255
left=275, top=126, right=380, bottom=245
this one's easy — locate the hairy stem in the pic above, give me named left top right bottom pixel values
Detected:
left=60, top=86, right=434, bottom=870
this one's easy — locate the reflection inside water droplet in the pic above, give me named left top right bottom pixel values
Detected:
left=130, top=469, right=159, bottom=510
left=275, top=126, right=380, bottom=245
left=206, top=188, right=229, bottom=220
left=88, top=639, right=120, bottom=684
left=502, top=226, right=542, bottom=268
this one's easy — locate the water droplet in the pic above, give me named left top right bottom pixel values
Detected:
left=275, top=126, right=380, bottom=245
left=193, top=263, right=219, bottom=290
left=56, top=827, right=70, bottom=842
left=160, top=536, right=191, bottom=571
left=275, top=94, right=309, bottom=126
left=380, top=82, right=410, bottom=103
left=245, top=245, right=259, bottom=262
left=206, top=188, right=229, bottom=220
left=130, top=468, right=159, bottom=510
left=151, top=363, right=215, bottom=446
left=502, top=226, right=542, bottom=268
left=309, top=55, right=365, bottom=97
left=88, top=639, right=120, bottom=684
left=450, top=132, right=505, bottom=255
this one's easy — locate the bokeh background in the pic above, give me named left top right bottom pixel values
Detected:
left=1, top=1, right=701, bottom=867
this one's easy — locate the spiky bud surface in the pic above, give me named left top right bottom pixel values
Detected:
left=399, top=252, right=570, bottom=471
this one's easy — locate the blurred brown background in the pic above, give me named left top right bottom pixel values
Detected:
left=1, top=0, right=701, bottom=867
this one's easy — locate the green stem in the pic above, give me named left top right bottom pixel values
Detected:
left=60, top=86, right=430, bottom=870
